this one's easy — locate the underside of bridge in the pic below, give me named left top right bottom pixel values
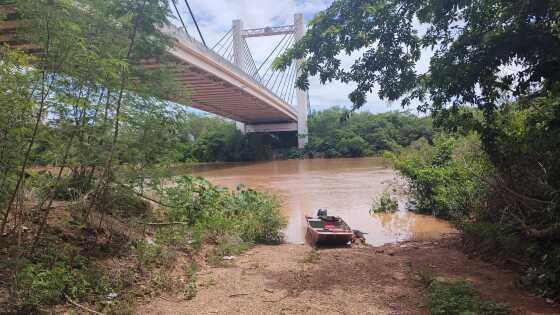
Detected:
left=142, top=23, right=300, bottom=132
left=0, top=5, right=309, bottom=148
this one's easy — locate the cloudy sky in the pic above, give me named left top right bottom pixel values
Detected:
left=170, top=0, right=427, bottom=114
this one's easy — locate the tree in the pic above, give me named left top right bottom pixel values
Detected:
left=0, top=0, right=184, bottom=240
left=276, top=0, right=560, bottom=117
left=305, top=107, right=432, bottom=157
left=0, top=48, right=37, bottom=233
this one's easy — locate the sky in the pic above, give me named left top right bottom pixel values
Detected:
left=170, top=0, right=429, bottom=114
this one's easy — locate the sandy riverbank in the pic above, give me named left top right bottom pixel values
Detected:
left=139, top=238, right=558, bottom=315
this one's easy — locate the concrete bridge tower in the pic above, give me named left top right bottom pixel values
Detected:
left=230, top=14, right=309, bottom=148
left=232, top=19, right=246, bottom=134
left=294, top=13, right=309, bottom=148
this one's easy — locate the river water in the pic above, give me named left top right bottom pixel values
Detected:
left=191, top=158, right=456, bottom=246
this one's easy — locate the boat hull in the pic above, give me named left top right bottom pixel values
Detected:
left=306, top=228, right=354, bottom=246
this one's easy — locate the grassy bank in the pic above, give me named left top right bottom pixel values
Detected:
left=1, top=175, right=285, bottom=314
left=386, top=97, right=560, bottom=301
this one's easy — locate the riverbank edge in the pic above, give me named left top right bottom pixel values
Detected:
left=138, top=237, right=558, bottom=314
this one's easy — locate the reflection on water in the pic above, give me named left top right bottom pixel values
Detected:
left=190, top=158, right=456, bottom=246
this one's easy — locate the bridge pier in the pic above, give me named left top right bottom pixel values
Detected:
left=232, top=19, right=246, bottom=134
left=294, top=13, right=309, bottom=149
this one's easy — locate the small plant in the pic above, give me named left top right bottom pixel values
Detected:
left=426, top=278, right=509, bottom=315
left=111, top=186, right=151, bottom=218
left=303, top=250, right=320, bottom=264
left=183, top=262, right=198, bottom=279
left=15, top=245, right=110, bottom=307
left=161, top=176, right=287, bottom=245
left=206, top=236, right=251, bottom=266
left=183, top=281, right=197, bottom=300
left=99, top=294, right=136, bottom=315
left=370, top=192, right=398, bottom=214
left=131, top=241, right=176, bottom=269
left=147, top=270, right=176, bottom=296
left=53, top=174, right=94, bottom=201
left=198, top=277, right=216, bottom=289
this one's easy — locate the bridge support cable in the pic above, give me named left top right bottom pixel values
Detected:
left=221, top=39, right=234, bottom=63
left=239, top=39, right=254, bottom=75
left=171, top=0, right=190, bottom=37
left=183, top=0, right=207, bottom=47
left=242, top=39, right=259, bottom=78
left=261, top=35, right=294, bottom=88
left=211, top=28, right=232, bottom=51
left=279, top=63, right=297, bottom=103
left=280, top=63, right=297, bottom=102
left=262, top=34, right=294, bottom=88
left=270, top=57, right=292, bottom=97
left=277, top=63, right=293, bottom=102
left=214, top=35, right=233, bottom=58
left=256, top=33, right=291, bottom=77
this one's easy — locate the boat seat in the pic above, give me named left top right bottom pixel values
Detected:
left=308, top=219, right=323, bottom=229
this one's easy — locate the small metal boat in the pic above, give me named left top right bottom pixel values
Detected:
left=305, top=209, right=354, bottom=246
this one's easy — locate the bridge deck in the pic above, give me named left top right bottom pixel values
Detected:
left=0, top=10, right=298, bottom=127
left=159, top=25, right=298, bottom=125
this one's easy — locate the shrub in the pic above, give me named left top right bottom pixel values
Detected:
left=428, top=279, right=509, bottom=315
left=161, top=176, right=286, bottom=245
left=370, top=192, right=398, bottom=213
left=131, top=241, right=176, bottom=269
left=111, top=186, right=151, bottom=218
left=206, top=235, right=251, bottom=266
left=391, top=133, right=491, bottom=219
left=393, top=96, right=560, bottom=298
left=53, top=174, right=93, bottom=201
left=15, top=245, right=109, bottom=307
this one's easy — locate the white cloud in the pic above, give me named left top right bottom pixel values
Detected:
left=172, top=0, right=430, bottom=114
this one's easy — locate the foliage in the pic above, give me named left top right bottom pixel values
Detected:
left=131, top=241, right=176, bottom=269
left=370, top=192, right=398, bottom=214
left=427, top=279, right=509, bottom=315
left=15, top=245, right=110, bottom=307
left=205, top=235, right=251, bottom=266
left=393, top=95, right=560, bottom=298
left=0, top=47, right=36, bottom=214
left=161, top=176, right=286, bottom=245
left=110, top=185, right=151, bottom=218
left=306, top=107, right=432, bottom=158
left=182, top=115, right=297, bottom=162
left=53, top=174, right=94, bottom=201
left=277, top=0, right=560, bottom=117
left=389, top=133, right=491, bottom=219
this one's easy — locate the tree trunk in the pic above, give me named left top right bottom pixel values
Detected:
left=1, top=10, right=53, bottom=235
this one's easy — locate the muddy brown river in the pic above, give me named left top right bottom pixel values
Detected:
left=191, top=158, right=456, bottom=246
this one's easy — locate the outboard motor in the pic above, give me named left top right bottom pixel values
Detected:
left=317, top=208, right=328, bottom=218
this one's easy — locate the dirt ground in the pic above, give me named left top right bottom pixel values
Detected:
left=140, top=238, right=559, bottom=315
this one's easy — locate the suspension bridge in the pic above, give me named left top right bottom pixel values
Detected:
left=0, top=3, right=310, bottom=148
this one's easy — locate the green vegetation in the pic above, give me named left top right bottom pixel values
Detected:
left=160, top=176, right=286, bottom=246
left=370, top=192, right=399, bottom=214
left=427, top=279, right=509, bottom=315
left=389, top=97, right=560, bottom=298
left=386, top=133, right=491, bottom=219
left=0, top=1, right=286, bottom=312
left=3, top=0, right=560, bottom=311
left=305, top=107, right=432, bottom=158
left=15, top=245, right=110, bottom=308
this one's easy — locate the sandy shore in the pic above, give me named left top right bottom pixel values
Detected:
left=139, top=239, right=558, bottom=315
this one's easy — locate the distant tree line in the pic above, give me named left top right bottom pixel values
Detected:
left=304, top=107, right=432, bottom=158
